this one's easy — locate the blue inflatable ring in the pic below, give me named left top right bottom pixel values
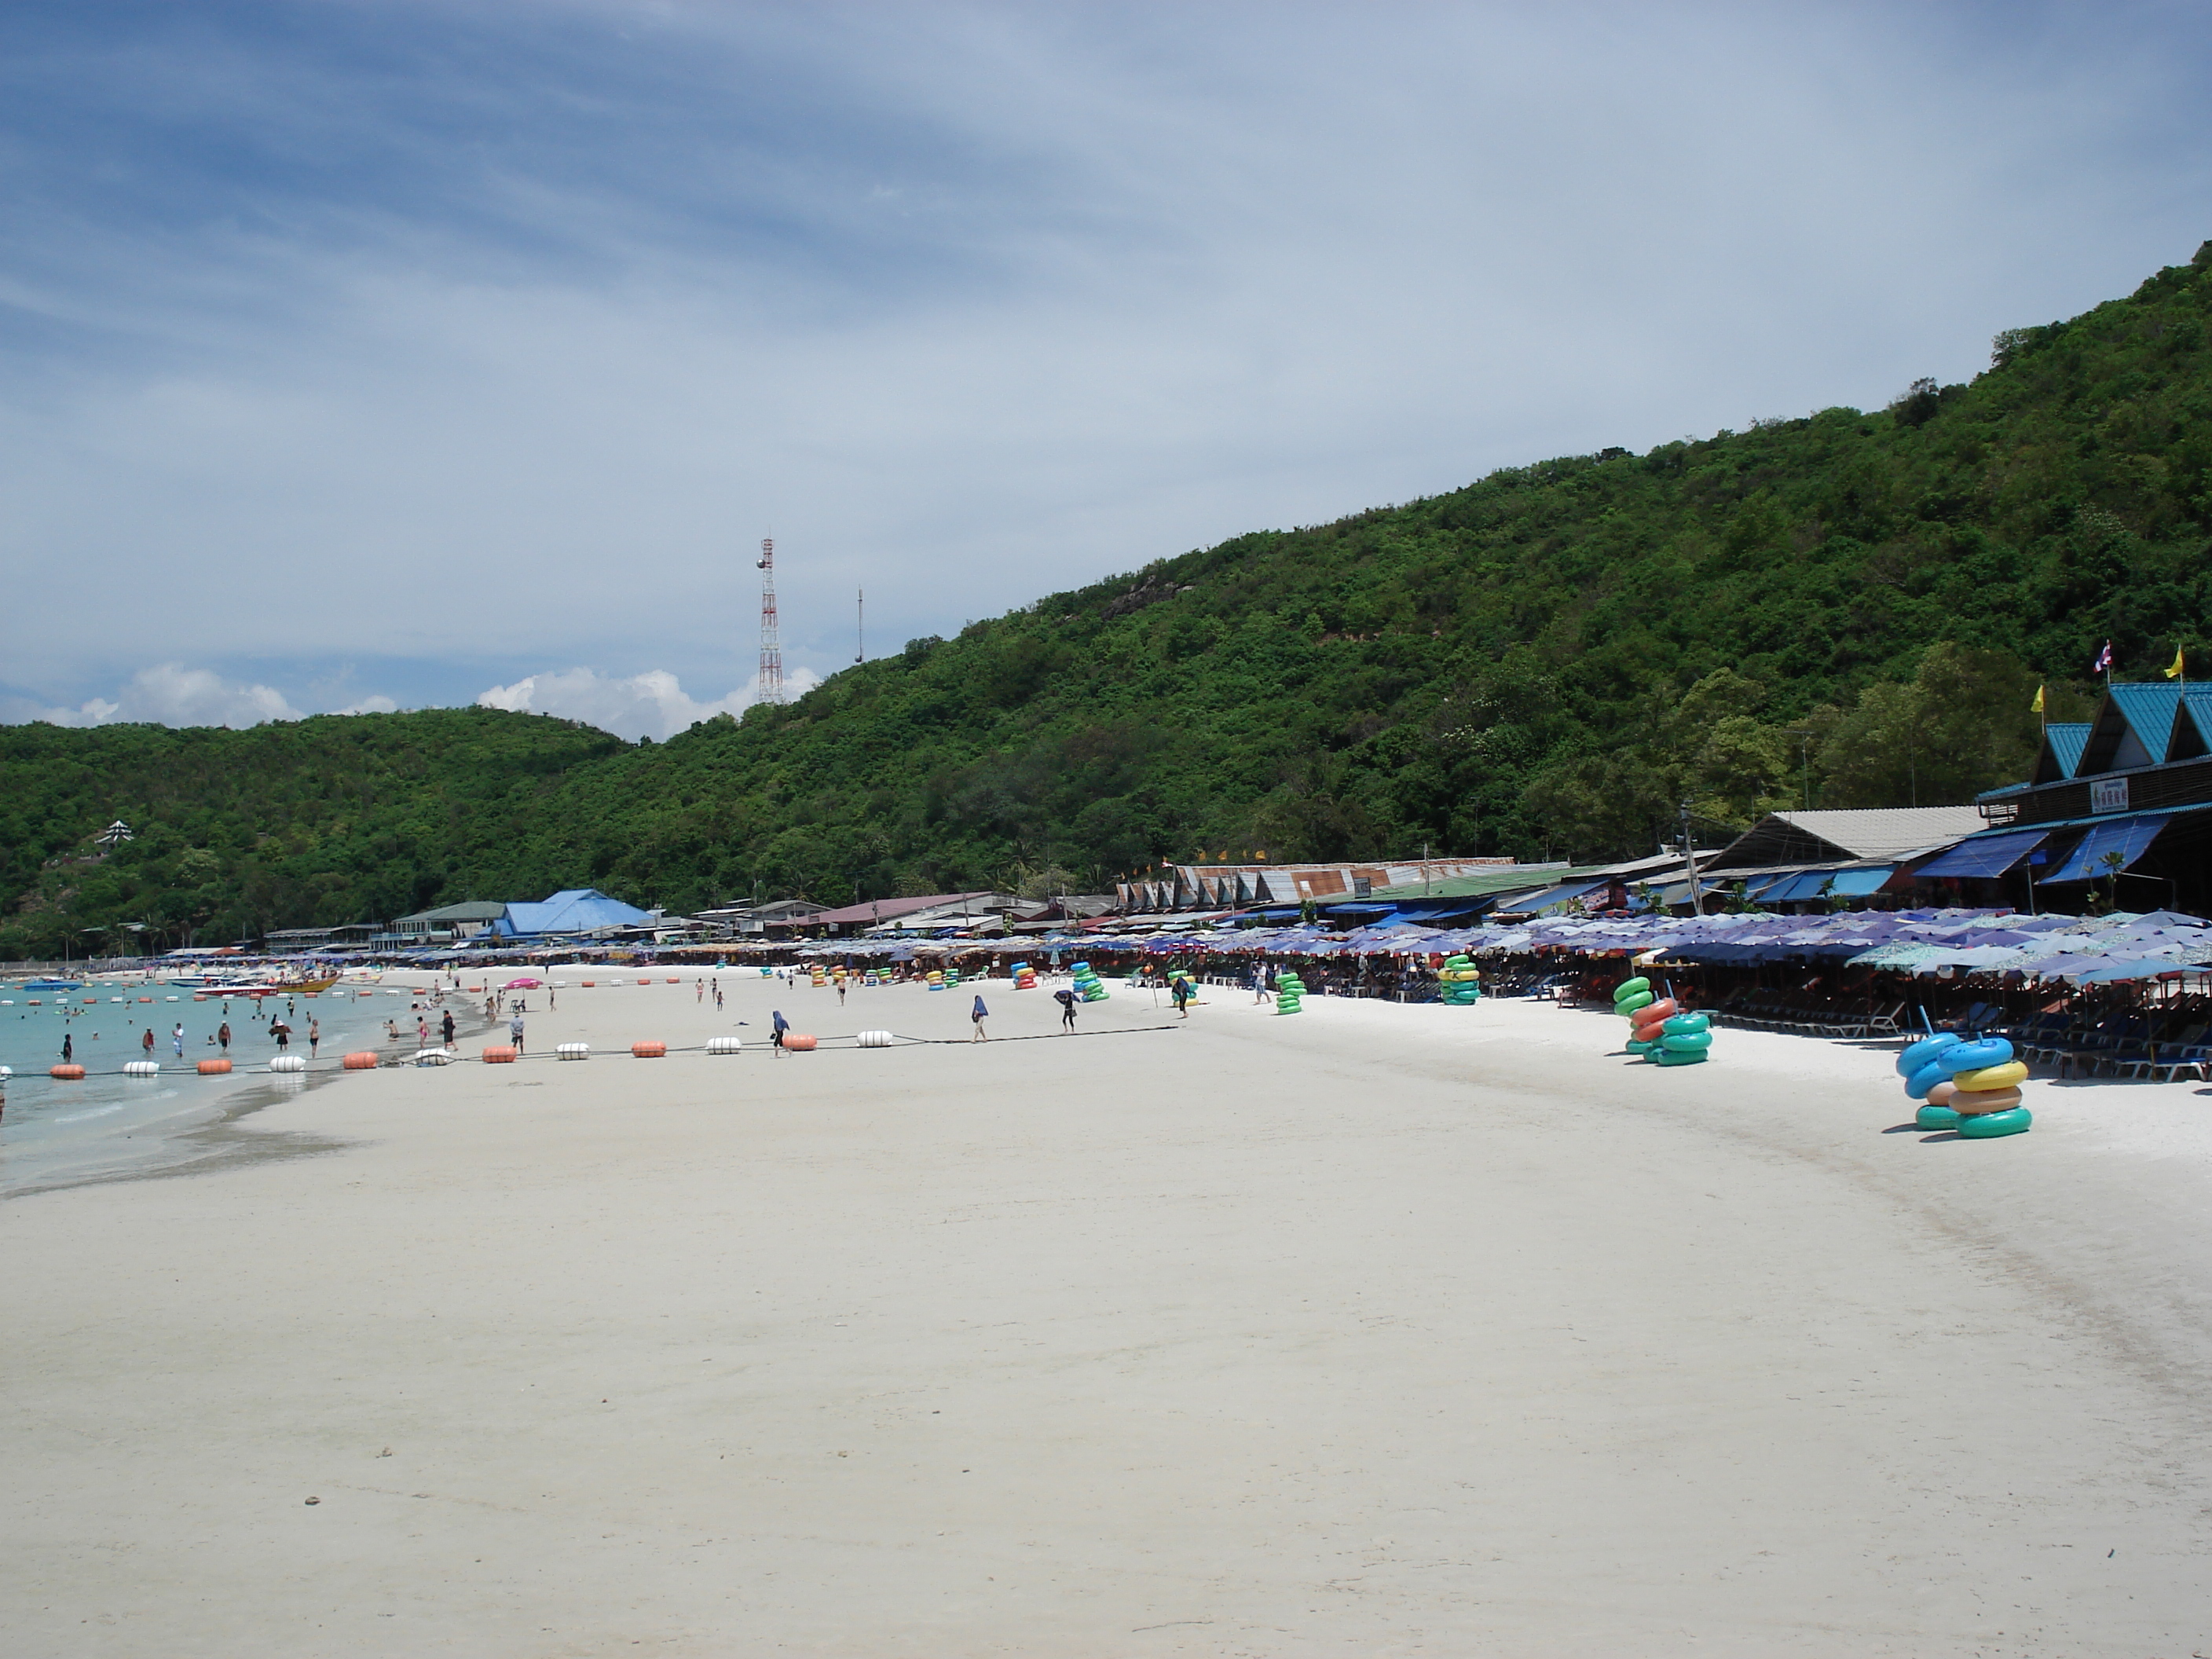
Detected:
left=1957, top=1106, right=2032, bottom=1138
left=1662, top=1013, right=1710, bottom=1035
left=1897, top=1032, right=1961, bottom=1079
left=1906, top=1060, right=1953, bottom=1101
left=1662, top=1031, right=1712, bottom=1052
left=1915, top=1103, right=1960, bottom=1131
left=1941, top=1038, right=2014, bottom=1073
left=1654, top=1047, right=1708, bottom=1066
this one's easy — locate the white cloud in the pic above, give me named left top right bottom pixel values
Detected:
left=331, top=694, right=401, bottom=716
left=476, top=665, right=821, bottom=742
left=0, top=665, right=305, bottom=728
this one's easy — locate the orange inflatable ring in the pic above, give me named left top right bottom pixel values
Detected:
left=1950, top=1086, right=2023, bottom=1115
left=50, top=1064, right=86, bottom=1080
left=1639, top=998, right=1679, bottom=1024
left=783, top=1034, right=818, bottom=1052
left=482, top=1046, right=518, bottom=1064
left=1925, top=1079, right=1958, bottom=1107
left=342, top=1052, right=378, bottom=1071
left=1632, top=1020, right=1668, bottom=1045
left=198, top=1058, right=232, bottom=1075
left=632, top=1041, right=667, bottom=1058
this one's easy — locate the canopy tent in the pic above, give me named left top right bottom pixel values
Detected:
left=2040, top=815, right=2171, bottom=884
left=1913, top=828, right=2049, bottom=880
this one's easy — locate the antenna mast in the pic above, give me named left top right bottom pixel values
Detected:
left=855, top=587, right=864, bottom=665
left=756, top=537, right=785, bottom=705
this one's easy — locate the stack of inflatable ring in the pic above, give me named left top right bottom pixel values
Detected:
left=1437, top=954, right=1481, bottom=1006
left=1615, top=977, right=1657, bottom=1053
left=925, top=969, right=945, bottom=991
left=1899, top=1031, right=1963, bottom=1129
left=810, top=966, right=826, bottom=987
left=1654, top=1011, right=1712, bottom=1066
left=1009, top=960, right=1036, bottom=989
left=1070, top=961, right=1110, bottom=1002
left=1943, top=1036, right=2031, bottom=1137
left=944, top=967, right=961, bottom=990
left=1273, top=971, right=1306, bottom=1014
left=1627, top=994, right=1677, bottom=1057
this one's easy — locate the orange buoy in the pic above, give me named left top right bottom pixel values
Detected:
left=50, top=1064, right=86, bottom=1080
left=482, top=1046, right=518, bottom=1064
left=665, top=976, right=680, bottom=983
left=580, top=980, right=595, bottom=987
left=783, top=1034, right=817, bottom=1052
left=632, top=1040, right=667, bottom=1058
left=637, top=977, right=652, bottom=986
left=342, top=1051, right=378, bottom=1071
left=137, top=995, right=154, bottom=1002
left=197, top=1057, right=232, bottom=1075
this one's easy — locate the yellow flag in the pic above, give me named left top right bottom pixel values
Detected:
left=2166, top=646, right=2186, bottom=680
left=2031, top=683, right=2045, bottom=714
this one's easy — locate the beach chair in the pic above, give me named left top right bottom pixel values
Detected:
left=2146, top=1041, right=2211, bottom=1083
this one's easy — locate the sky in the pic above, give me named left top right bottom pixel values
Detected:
left=3, top=2, right=2210, bottom=740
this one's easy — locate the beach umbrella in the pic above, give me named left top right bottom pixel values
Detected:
left=502, top=976, right=544, bottom=989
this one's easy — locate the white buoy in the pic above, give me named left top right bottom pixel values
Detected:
left=556, top=1042, right=591, bottom=1060
left=857, top=1030, right=893, bottom=1048
left=706, top=1036, right=743, bottom=1054
left=412, top=1049, right=451, bottom=1068
left=269, top=1055, right=307, bottom=1073
left=125, top=1060, right=161, bottom=1077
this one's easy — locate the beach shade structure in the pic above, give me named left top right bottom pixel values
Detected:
left=1273, top=971, right=1307, bottom=1014
left=706, top=1036, right=743, bottom=1054
left=1438, top=954, right=1482, bottom=1005
left=857, top=1030, right=893, bottom=1047
left=197, top=1057, right=232, bottom=1075
left=631, top=1041, right=668, bottom=1059
left=124, top=1060, right=160, bottom=1077
left=1069, top=961, right=1111, bottom=1002
left=555, top=1042, right=591, bottom=1060
left=482, top=1046, right=518, bottom=1064
left=342, top=1051, right=378, bottom=1070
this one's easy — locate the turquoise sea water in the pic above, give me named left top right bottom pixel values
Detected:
left=0, top=977, right=461, bottom=1196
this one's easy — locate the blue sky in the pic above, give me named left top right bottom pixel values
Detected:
left=4, top=2, right=2210, bottom=738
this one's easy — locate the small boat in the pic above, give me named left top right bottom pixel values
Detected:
left=21, top=978, right=82, bottom=992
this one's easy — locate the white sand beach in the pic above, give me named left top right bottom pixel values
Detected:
left=5, top=972, right=2211, bottom=1655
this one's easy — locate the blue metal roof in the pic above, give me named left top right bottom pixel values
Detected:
left=1824, top=866, right=1896, bottom=896
left=493, top=888, right=652, bottom=936
left=2039, top=722, right=2092, bottom=781
left=2082, top=684, right=2184, bottom=775
left=2170, top=686, right=2212, bottom=761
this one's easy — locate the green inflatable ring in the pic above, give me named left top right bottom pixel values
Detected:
left=1661, top=1013, right=1709, bottom=1035
left=1957, top=1106, right=2032, bottom=1138
left=1654, top=1047, right=1708, bottom=1066
left=1616, top=991, right=1654, bottom=1016
left=1914, top=1103, right=1960, bottom=1131
left=1624, top=1038, right=1657, bottom=1054
left=1613, top=977, right=1650, bottom=999
left=1661, top=1031, right=1712, bottom=1053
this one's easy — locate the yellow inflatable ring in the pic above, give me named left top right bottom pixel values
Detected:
left=1950, top=1060, right=2027, bottom=1092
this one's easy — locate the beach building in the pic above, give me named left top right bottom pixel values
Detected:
left=389, top=901, right=507, bottom=945
left=1118, top=857, right=1512, bottom=914
left=1697, top=808, right=1988, bottom=912
left=1901, top=679, right=2212, bottom=914
left=262, top=921, right=382, bottom=954
left=484, top=888, right=655, bottom=940
left=804, top=892, right=1017, bottom=938
left=692, top=899, right=831, bottom=936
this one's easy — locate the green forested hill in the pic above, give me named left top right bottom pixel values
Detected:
left=5, top=242, right=2210, bottom=955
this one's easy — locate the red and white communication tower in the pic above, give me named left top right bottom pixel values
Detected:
left=755, top=536, right=785, bottom=705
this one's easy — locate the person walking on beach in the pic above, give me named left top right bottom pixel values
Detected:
left=837, top=977, right=848, bottom=1006
left=970, top=993, right=989, bottom=1041
left=172, top=1022, right=186, bottom=1057
left=307, top=1016, right=320, bottom=1059
left=1251, top=964, right=1269, bottom=1004
left=508, top=1011, right=525, bottom=1054
left=1054, top=987, right=1078, bottom=1031
left=771, top=1009, right=789, bottom=1056
left=441, top=1009, right=456, bottom=1047
left=218, top=1020, right=231, bottom=1053
left=143, top=1027, right=156, bottom=1060
left=1171, top=977, right=1192, bottom=1019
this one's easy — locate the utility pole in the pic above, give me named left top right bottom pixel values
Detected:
left=855, top=588, right=864, bottom=665
left=756, top=537, right=786, bottom=705
left=1789, top=730, right=1813, bottom=811
left=1680, top=800, right=1704, bottom=914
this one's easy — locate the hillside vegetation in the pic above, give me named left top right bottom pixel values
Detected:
left=5, top=242, right=2209, bottom=955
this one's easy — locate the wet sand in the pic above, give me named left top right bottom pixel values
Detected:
left=5, top=972, right=2210, bottom=1655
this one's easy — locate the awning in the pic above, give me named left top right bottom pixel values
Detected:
left=1500, top=879, right=1609, bottom=913
left=1771, top=871, right=1835, bottom=903
left=1823, top=866, right=1895, bottom=897
left=2041, top=815, right=2171, bottom=884
left=1913, top=828, right=2049, bottom=880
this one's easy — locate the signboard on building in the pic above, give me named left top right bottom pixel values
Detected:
left=2089, top=776, right=2130, bottom=815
